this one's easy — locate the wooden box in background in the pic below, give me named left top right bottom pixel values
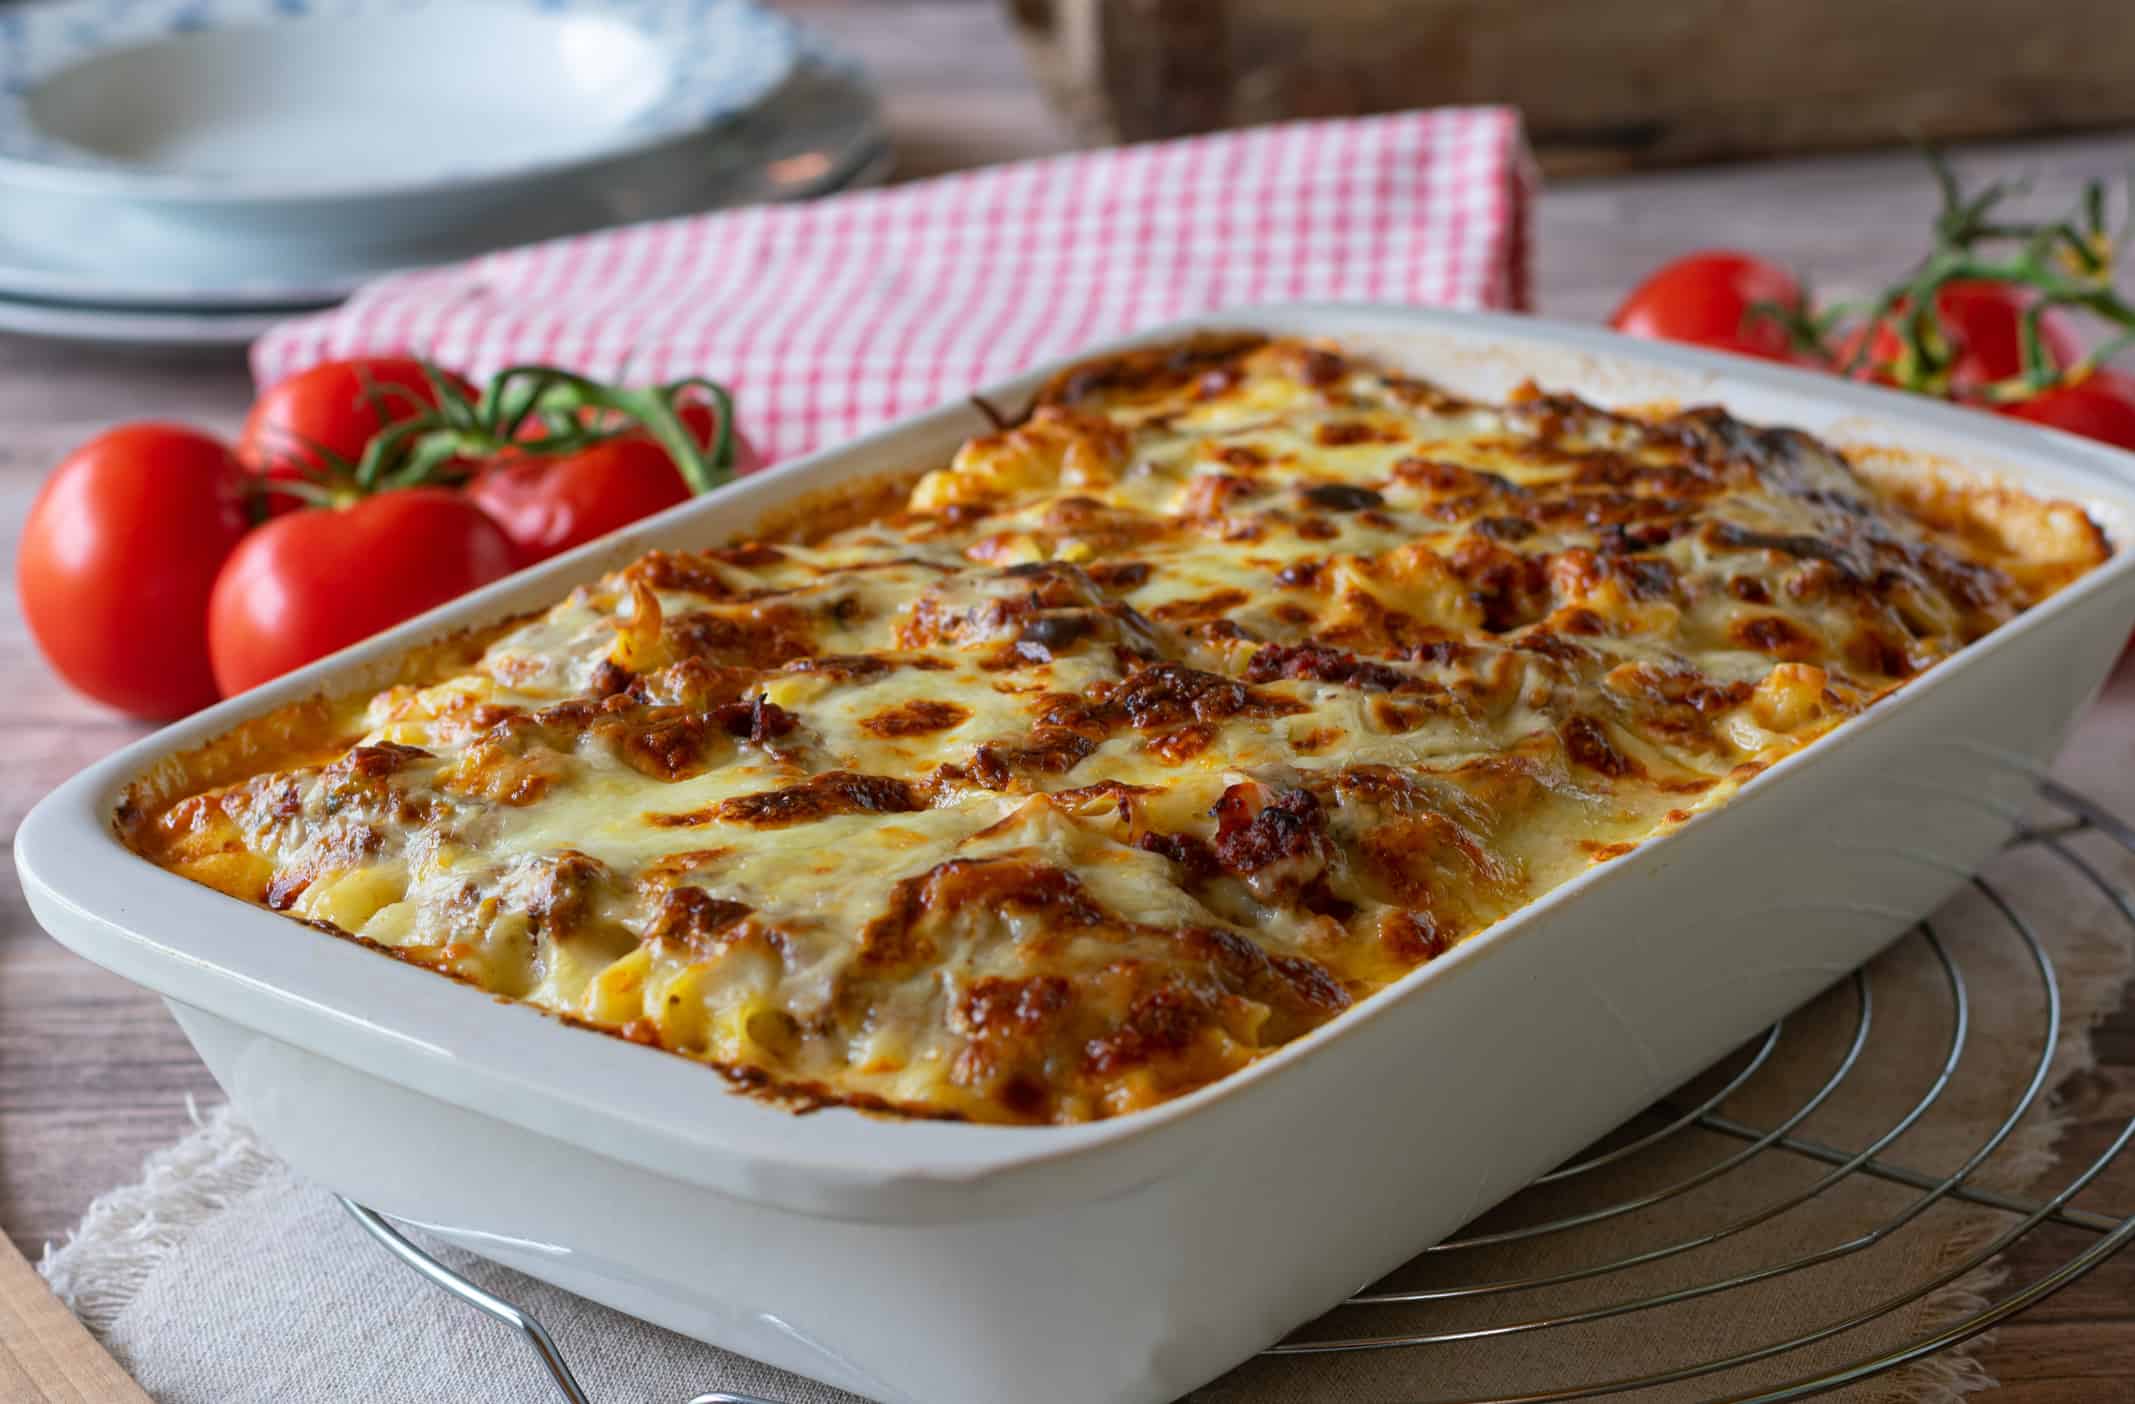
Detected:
left=1004, top=0, right=2135, bottom=173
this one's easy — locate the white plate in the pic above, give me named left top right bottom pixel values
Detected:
left=0, top=54, right=888, bottom=311
left=0, top=0, right=798, bottom=202
left=0, top=0, right=815, bottom=303
left=0, top=142, right=893, bottom=344
left=0, top=296, right=279, bottom=345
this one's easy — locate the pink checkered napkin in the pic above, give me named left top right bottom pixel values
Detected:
left=252, top=108, right=1535, bottom=463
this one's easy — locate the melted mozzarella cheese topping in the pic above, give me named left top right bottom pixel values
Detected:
left=126, top=335, right=2110, bottom=1123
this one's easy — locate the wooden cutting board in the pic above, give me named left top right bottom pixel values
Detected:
left=0, top=1232, right=151, bottom=1403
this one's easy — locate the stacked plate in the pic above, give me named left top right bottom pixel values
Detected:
left=0, top=0, right=888, bottom=345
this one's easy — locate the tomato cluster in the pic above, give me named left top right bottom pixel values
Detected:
left=19, top=356, right=757, bottom=719
left=1609, top=252, right=2135, bottom=452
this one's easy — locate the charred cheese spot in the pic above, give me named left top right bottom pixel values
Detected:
left=1562, top=715, right=1640, bottom=778
left=1300, top=482, right=1386, bottom=511
left=1731, top=613, right=1822, bottom=661
left=858, top=699, right=972, bottom=738
left=124, top=335, right=2109, bottom=1126
left=660, top=772, right=924, bottom=829
left=646, top=887, right=753, bottom=954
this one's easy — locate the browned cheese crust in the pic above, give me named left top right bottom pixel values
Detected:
left=123, top=335, right=2112, bottom=1123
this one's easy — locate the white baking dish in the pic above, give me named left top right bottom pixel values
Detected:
left=20, top=305, right=2135, bottom=1404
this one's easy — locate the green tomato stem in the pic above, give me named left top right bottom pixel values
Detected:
left=1832, top=157, right=2135, bottom=402
left=319, top=359, right=742, bottom=500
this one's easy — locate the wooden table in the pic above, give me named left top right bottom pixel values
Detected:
left=1, top=2, right=2131, bottom=1396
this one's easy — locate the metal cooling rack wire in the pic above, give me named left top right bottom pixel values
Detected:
left=336, top=774, right=2135, bottom=1404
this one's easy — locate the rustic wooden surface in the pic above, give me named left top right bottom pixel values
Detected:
left=0, top=1, right=2130, bottom=1396
left=1003, top=0, right=2135, bottom=175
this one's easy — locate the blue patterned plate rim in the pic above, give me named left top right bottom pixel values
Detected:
left=0, top=0, right=800, bottom=202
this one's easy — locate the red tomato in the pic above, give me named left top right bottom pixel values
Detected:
left=237, top=357, right=476, bottom=510
left=207, top=488, right=517, bottom=696
left=1610, top=252, right=1807, bottom=362
left=471, top=400, right=763, bottom=565
left=678, top=400, right=763, bottom=477
left=1999, top=370, right=2135, bottom=452
left=18, top=425, right=250, bottom=718
left=468, top=437, right=692, bottom=566
left=1834, top=282, right=2081, bottom=393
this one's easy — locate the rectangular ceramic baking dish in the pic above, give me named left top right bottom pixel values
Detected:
left=20, top=305, right=2135, bottom=1404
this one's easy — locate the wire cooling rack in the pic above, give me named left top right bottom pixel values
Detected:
left=338, top=774, right=2135, bottom=1404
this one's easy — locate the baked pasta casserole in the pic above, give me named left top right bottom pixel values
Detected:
left=125, top=335, right=2111, bottom=1124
